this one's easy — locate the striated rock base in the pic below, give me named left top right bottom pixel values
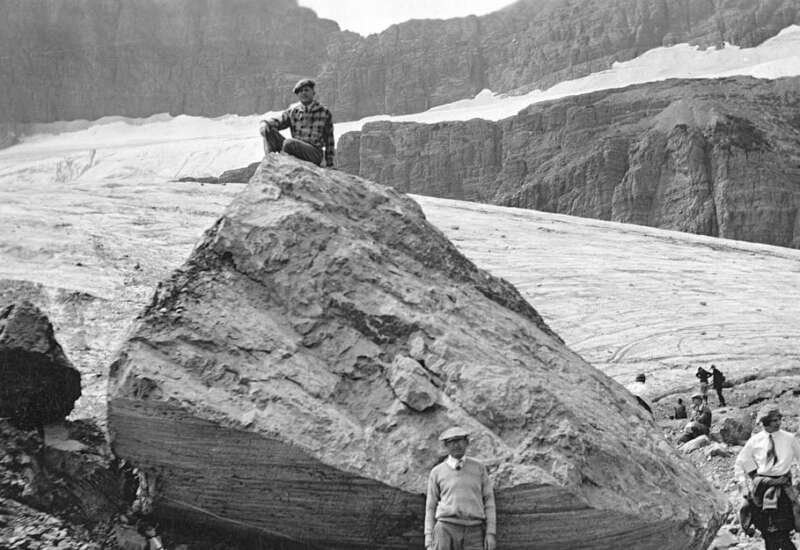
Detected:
left=108, top=155, right=725, bottom=549
left=110, top=400, right=424, bottom=549
left=111, top=399, right=716, bottom=550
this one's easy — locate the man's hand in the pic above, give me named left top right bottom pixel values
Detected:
left=484, top=532, right=496, bottom=550
left=425, top=534, right=433, bottom=549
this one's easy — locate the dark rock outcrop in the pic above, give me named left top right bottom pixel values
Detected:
left=2, top=0, right=798, bottom=124
left=0, top=301, right=81, bottom=427
left=0, top=123, right=18, bottom=148
left=0, top=420, right=126, bottom=522
left=108, top=155, right=724, bottom=550
left=177, top=161, right=260, bottom=185
left=339, top=76, right=800, bottom=248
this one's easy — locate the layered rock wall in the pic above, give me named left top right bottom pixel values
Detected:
left=339, top=76, right=800, bottom=248
left=1, top=0, right=798, bottom=123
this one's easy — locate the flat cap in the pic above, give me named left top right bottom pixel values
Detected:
left=439, top=426, right=470, bottom=441
left=757, top=403, right=782, bottom=424
left=293, top=78, right=315, bottom=94
left=690, top=392, right=703, bottom=400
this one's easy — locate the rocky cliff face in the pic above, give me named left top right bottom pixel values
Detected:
left=339, top=76, right=800, bottom=248
left=107, top=156, right=725, bottom=549
left=321, top=0, right=800, bottom=120
left=0, top=0, right=340, bottom=123
left=2, top=0, right=799, bottom=123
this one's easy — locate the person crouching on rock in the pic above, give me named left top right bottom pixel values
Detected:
left=259, top=78, right=335, bottom=168
left=425, top=426, right=496, bottom=550
left=735, top=404, right=800, bottom=550
left=670, top=397, right=687, bottom=420
left=677, top=393, right=711, bottom=444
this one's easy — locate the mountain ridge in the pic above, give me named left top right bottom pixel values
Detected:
left=338, top=75, right=800, bottom=248
left=1, top=0, right=798, bottom=124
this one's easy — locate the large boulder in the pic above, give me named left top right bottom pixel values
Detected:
left=108, top=155, right=725, bottom=550
left=0, top=301, right=81, bottom=427
left=710, top=409, right=754, bottom=445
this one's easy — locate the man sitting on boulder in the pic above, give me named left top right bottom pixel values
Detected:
left=677, top=393, right=712, bottom=444
left=670, top=398, right=687, bottom=420
left=735, top=404, right=800, bottom=550
left=259, top=78, right=335, bottom=168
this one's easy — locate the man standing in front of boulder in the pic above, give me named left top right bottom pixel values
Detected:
left=425, top=427, right=496, bottom=550
left=259, top=78, right=335, bottom=168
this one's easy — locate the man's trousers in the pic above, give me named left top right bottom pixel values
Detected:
left=262, top=126, right=323, bottom=166
left=432, top=521, right=484, bottom=550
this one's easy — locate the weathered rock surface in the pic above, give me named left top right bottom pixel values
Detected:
left=0, top=419, right=127, bottom=549
left=108, top=155, right=724, bottom=549
left=680, top=435, right=712, bottom=453
left=2, top=0, right=799, bottom=124
left=0, top=301, right=81, bottom=427
left=710, top=409, right=754, bottom=445
left=339, top=76, right=800, bottom=248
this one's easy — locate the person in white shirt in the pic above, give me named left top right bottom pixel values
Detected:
left=424, top=427, right=496, bottom=550
left=625, top=373, right=653, bottom=415
left=735, top=404, right=800, bottom=550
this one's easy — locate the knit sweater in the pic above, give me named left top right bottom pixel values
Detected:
left=424, top=457, right=496, bottom=536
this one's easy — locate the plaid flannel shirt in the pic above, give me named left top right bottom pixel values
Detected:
left=272, top=100, right=335, bottom=166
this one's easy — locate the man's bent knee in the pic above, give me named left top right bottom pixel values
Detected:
left=282, top=138, right=323, bottom=165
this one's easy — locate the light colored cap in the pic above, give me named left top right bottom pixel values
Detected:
left=439, top=426, right=470, bottom=441
left=690, top=392, right=703, bottom=400
left=757, top=403, right=782, bottom=424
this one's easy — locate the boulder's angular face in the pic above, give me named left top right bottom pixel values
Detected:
left=108, top=155, right=724, bottom=550
left=0, top=301, right=81, bottom=427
